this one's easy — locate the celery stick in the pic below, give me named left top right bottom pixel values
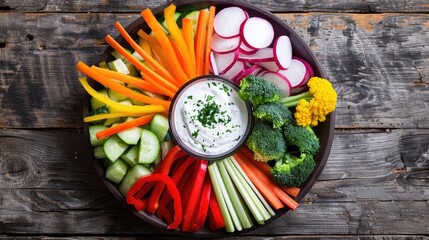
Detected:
left=218, top=160, right=253, bottom=229
left=224, top=157, right=266, bottom=223
left=230, top=156, right=275, bottom=218
left=208, top=163, right=235, bottom=232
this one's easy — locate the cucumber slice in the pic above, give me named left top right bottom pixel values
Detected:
left=111, top=49, right=131, bottom=61
left=108, top=59, right=130, bottom=75
left=94, top=145, right=107, bottom=159
left=161, top=141, right=175, bottom=160
left=138, top=129, right=160, bottom=164
left=102, top=158, right=113, bottom=167
left=150, top=114, right=169, bottom=141
left=117, top=118, right=143, bottom=145
left=118, top=99, right=133, bottom=106
left=128, top=88, right=146, bottom=106
left=121, top=145, right=139, bottom=166
left=119, top=164, right=152, bottom=196
left=103, top=135, right=129, bottom=162
left=132, top=51, right=144, bottom=62
left=90, top=89, right=108, bottom=110
left=105, top=159, right=129, bottom=184
left=99, top=61, right=109, bottom=69
left=87, top=105, right=109, bottom=116
left=89, top=125, right=108, bottom=146
left=108, top=88, right=128, bottom=102
left=125, top=62, right=139, bottom=77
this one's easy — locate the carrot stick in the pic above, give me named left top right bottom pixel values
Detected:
left=76, top=61, right=171, bottom=110
left=203, top=6, right=216, bottom=75
left=182, top=18, right=196, bottom=74
left=96, top=114, right=155, bottom=139
left=91, top=66, right=164, bottom=95
left=137, top=29, right=162, bottom=49
left=137, top=30, right=172, bottom=70
left=138, top=37, right=152, bottom=57
left=78, top=77, right=163, bottom=114
left=114, top=21, right=176, bottom=84
left=141, top=8, right=189, bottom=84
left=169, top=38, right=188, bottom=77
left=164, top=4, right=196, bottom=78
left=233, top=153, right=283, bottom=210
left=239, top=153, right=298, bottom=210
left=140, top=71, right=176, bottom=98
left=241, top=148, right=301, bottom=198
left=104, top=35, right=180, bottom=93
left=194, top=10, right=209, bottom=76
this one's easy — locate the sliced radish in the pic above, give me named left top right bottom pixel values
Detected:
left=213, top=7, right=248, bottom=39
left=238, top=48, right=274, bottom=62
left=239, top=42, right=258, bottom=55
left=258, top=61, right=280, bottom=72
left=262, top=71, right=291, bottom=97
left=242, top=64, right=263, bottom=77
left=294, top=57, right=314, bottom=77
left=273, top=35, right=292, bottom=70
left=241, top=17, right=274, bottom=49
left=277, top=59, right=308, bottom=88
left=213, top=50, right=239, bottom=74
left=221, top=61, right=246, bottom=82
left=211, top=33, right=241, bottom=54
left=291, top=85, right=308, bottom=95
left=256, top=69, right=268, bottom=77
left=209, top=51, right=219, bottom=75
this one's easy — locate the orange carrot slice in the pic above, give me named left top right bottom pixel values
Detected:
left=204, top=6, right=216, bottom=75
left=182, top=18, right=196, bottom=73
left=96, top=114, right=155, bottom=139
left=194, top=10, right=209, bottom=76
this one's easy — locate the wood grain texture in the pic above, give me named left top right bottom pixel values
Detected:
left=1, top=13, right=428, bottom=128
left=0, top=129, right=427, bottom=235
left=1, top=0, right=429, bottom=13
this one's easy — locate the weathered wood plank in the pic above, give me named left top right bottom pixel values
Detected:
left=1, top=0, right=429, bottom=13
left=0, top=129, right=427, bottom=235
left=1, top=13, right=428, bottom=129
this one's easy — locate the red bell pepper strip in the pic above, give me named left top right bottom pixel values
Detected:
left=182, top=159, right=208, bottom=231
left=146, top=145, right=187, bottom=213
left=156, top=157, right=196, bottom=222
left=208, top=188, right=225, bottom=231
left=190, top=174, right=212, bottom=232
left=126, top=174, right=182, bottom=229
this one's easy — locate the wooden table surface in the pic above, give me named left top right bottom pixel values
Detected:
left=1, top=0, right=428, bottom=239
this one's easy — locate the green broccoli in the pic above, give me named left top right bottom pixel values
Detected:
left=270, top=152, right=316, bottom=187
left=253, top=102, right=293, bottom=129
left=246, top=121, right=286, bottom=162
left=239, top=75, right=281, bottom=106
left=283, top=123, right=320, bottom=155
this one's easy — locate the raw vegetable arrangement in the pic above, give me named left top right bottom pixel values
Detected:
left=76, top=4, right=337, bottom=234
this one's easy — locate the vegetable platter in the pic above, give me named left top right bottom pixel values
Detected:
left=77, top=0, right=336, bottom=237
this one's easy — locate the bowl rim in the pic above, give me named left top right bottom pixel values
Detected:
left=82, top=0, right=335, bottom=237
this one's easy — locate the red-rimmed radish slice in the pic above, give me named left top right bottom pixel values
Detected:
left=213, top=7, right=248, bottom=39
left=291, top=85, right=308, bottom=95
left=262, top=71, right=291, bottom=97
left=239, top=42, right=257, bottom=55
left=238, top=48, right=274, bottom=62
left=209, top=51, right=219, bottom=75
left=243, top=64, right=263, bottom=77
left=241, top=17, right=274, bottom=49
left=258, top=61, right=280, bottom=71
left=211, top=33, right=240, bottom=54
left=256, top=69, right=268, bottom=77
left=277, top=59, right=308, bottom=88
left=232, top=66, right=249, bottom=83
left=220, top=61, right=246, bottom=82
left=213, top=50, right=239, bottom=74
left=293, top=57, right=314, bottom=77
left=273, top=35, right=292, bottom=70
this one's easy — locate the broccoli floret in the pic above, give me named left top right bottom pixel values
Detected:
left=283, top=123, right=320, bottom=155
left=270, top=153, right=316, bottom=187
left=253, top=102, right=293, bottom=129
left=246, top=121, right=286, bottom=162
left=239, top=75, right=281, bottom=106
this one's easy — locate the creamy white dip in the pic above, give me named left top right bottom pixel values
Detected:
left=172, top=79, right=249, bottom=156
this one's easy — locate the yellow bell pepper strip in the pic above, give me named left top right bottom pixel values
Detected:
left=78, top=77, right=164, bottom=114
left=141, top=8, right=189, bottom=84
left=126, top=174, right=183, bottom=230
left=84, top=112, right=141, bottom=122
left=96, top=114, right=155, bottom=139
left=194, top=9, right=209, bottom=76
left=91, top=66, right=165, bottom=95
left=138, top=37, right=152, bottom=57
left=77, top=61, right=171, bottom=110
left=164, top=4, right=196, bottom=78
left=182, top=18, right=196, bottom=73
left=114, top=21, right=176, bottom=84
left=140, top=71, right=175, bottom=99
left=204, top=6, right=216, bottom=75
left=104, top=35, right=181, bottom=92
